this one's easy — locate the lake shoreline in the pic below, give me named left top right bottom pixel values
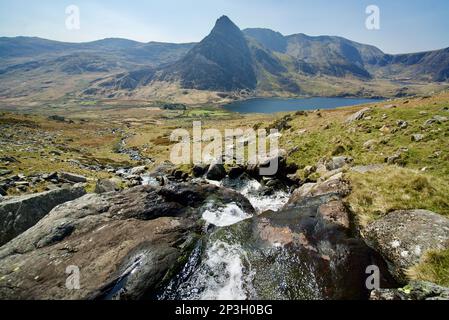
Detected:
left=223, top=96, right=385, bottom=114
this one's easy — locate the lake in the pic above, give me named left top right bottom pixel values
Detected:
left=224, top=97, right=382, bottom=114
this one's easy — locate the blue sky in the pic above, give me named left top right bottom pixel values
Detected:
left=0, top=0, right=448, bottom=54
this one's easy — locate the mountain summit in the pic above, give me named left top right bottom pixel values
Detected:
left=161, top=15, right=257, bottom=91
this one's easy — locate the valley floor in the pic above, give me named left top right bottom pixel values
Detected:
left=1, top=90, right=449, bottom=299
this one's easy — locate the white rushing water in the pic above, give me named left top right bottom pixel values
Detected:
left=234, top=179, right=290, bottom=213
left=160, top=177, right=290, bottom=300
left=202, top=202, right=252, bottom=227
left=198, top=241, right=254, bottom=300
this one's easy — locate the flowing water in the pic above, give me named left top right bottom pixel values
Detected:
left=159, top=177, right=290, bottom=300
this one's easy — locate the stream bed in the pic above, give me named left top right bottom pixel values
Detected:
left=158, top=177, right=291, bottom=300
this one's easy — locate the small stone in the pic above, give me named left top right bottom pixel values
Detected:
left=303, top=165, right=316, bottom=177
left=0, top=170, right=12, bottom=177
left=411, top=134, right=425, bottom=142
left=433, top=115, right=448, bottom=123
left=379, top=125, right=391, bottom=133
left=363, top=139, right=377, bottom=150
left=397, top=120, right=408, bottom=129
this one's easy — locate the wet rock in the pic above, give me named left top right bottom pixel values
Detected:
left=346, top=107, right=371, bottom=123
left=228, top=166, right=245, bottom=179
left=371, top=281, right=449, bottom=300
left=364, top=210, right=449, bottom=284
left=95, top=179, right=120, bottom=194
left=256, top=149, right=297, bottom=178
left=0, top=186, right=86, bottom=246
left=206, top=163, right=227, bottom=181
left=411, top=134, right=425, bottom=142
left=59, top=172, right=87, bottom=183
left=0, top=183, right=253, bottom=300
left=192, top=164, right=209, bottom=178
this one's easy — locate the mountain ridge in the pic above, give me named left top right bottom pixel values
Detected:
left=1, top=15, right=448, bottom=101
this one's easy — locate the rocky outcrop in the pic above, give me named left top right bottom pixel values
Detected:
left=59, top=172, right=87, bottom=183
left=286, top=172, right=351, bottom=207
left=371, top=281, right=449, bottom=300
left=94, top=179, right=120, bottom=194
left=364, top=210, right=449, bottom=284
left=345, top=107, right=371, bottom=123
left=0, top=186, right=86, bottom=246
left=0, top=183, right=254, bottom=300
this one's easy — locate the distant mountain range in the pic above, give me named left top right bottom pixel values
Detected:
left=1, top=15, right=448, bottom=102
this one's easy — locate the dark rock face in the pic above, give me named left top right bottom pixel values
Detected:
left=0, top=183, right=253, bottom=300
left=0, top=186, right=86, bottom=246
left=206, top=163, right=227, bottom=181
left=364, top=210, right=449, bottom=284
left=192, top=164, right=209, bottom=178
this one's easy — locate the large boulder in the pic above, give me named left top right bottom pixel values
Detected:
left=94, top=179, right=120, bottom=194
left=364, top=210, right=449, bottom=284
left=0, top=183, right=253, bottom=300
left=345, top=107, right=371, bottom=123
left=0, top=186, right=86, bottom=246
left=206, top=163, right=227, bottom=181
left=286, top=173, right=351, bottom=208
